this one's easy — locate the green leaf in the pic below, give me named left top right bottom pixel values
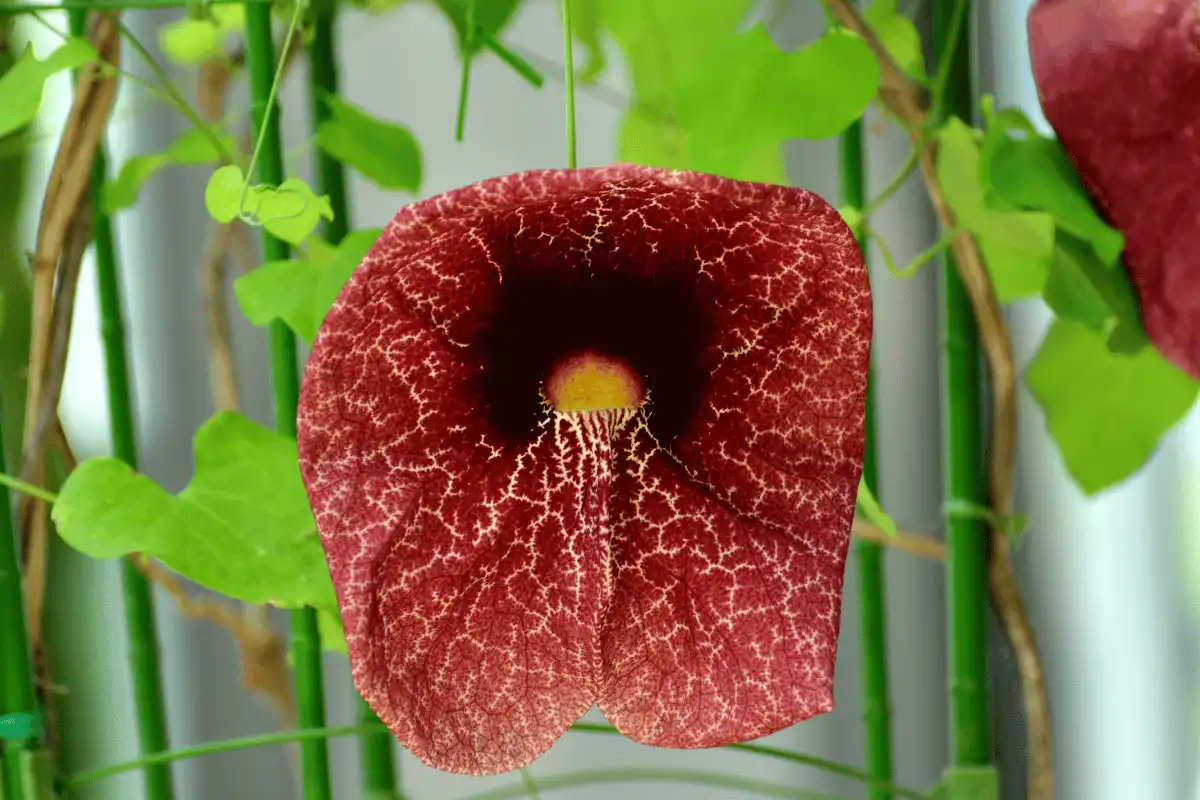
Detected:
left=315, top=94, right=422, bottom=192
left=235, top=228, right=381, bottom=344
left=431, top=0, right=524, bottom=56
left=856, top=478, right=897, bottom=538
left=205, top=166, right=333, bottom=244
left=159, top=18, right=223, bottom=64
left=1026, top=319, right=1199, bottom=494
left=0, top=39, right=98, bottom=140
left=317, top=608, right=347, bottom=655
left=864, top=0, right=925, bottom=79
left=204, top=164, right=246, bottom=223
left=570, top=0, right=607, bottom=83
left=937, top=117, right=1055, bottom=302
left=1042, top=231, right=1146, bottom=354
left=930, top=766, right=999, bottom=800
left=52, top=412, right=336, bottom=612
left=672, top=25, right=880, bottom=178
left=979, top=97, right=1124, bottom=267
left=105, top=124, right=236, bottom=212
left=615, top=108, right=786, bottom=184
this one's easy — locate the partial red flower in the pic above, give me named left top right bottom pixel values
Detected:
left=296, top=165, right=872, bottom=775
left=1028, top=0, right=1200, bottom=378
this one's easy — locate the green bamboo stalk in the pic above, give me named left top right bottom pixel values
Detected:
left=304, top=0, right=400, bottom=795
left=0, top=405, right=38, bottom=800
left=243, top=4, right=334, bottom=798
left=840, top=113, right=894, bottom=798
left=932, top=0, right=991, bottom=766
left=66, top=8, right=176, bottom=798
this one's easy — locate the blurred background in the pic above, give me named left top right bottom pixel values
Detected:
left=8, top=0, right=1196, bottom=798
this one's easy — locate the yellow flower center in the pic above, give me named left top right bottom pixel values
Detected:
left=544, top=350, right=644, bottom=412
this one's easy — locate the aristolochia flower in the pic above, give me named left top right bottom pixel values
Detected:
left=1028, top=0, right=1200, bottom=378
left=296, top=165, right=872, bottom=775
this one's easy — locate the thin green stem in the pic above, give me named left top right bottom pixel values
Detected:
left=243, top=2, right=332, bottom=798
left=519, top=768, right=541, bottom=800
left=0, top=0, right=261, bottom=10
left=61, top=724, right=379, bottom=791
left=932, top=0, right=991, bottom=768
left=454, top=0, right=475, bottom=140
left=458, top=769, right=860, bottom=800
left=568, top=723, right=927, bottom=799
left=0, top=403, right=38, bottom=800
left=0, top=476, right=55, bottom=505
left=305, top=0, right=400, bottom=794
left=64, top=720, right=930, bottom=799
left=841, top=105, right=894, bottom=799
left=68, top=8, right=176, bottom=798
left=479, top=31, right=544, bottom=88
left=559, top=0, right=576, bottom=167
left=105, top=14, right=235, bottom=163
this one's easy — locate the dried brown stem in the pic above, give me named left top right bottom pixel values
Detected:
left=18, top=13, right=122, bottom=750
left=824, top=2, right=1053, bottom=796
left=852, top=519, right=946, bottom=561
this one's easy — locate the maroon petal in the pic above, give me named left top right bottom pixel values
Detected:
left=1028, top=0, right=1200, bottom=378
left=296, top=165, right=870, bottom=775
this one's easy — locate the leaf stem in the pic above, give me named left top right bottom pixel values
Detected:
left=104, top=14, right=235, bottom=163
left=559, top=0, right=576, bottom=168
left=0, top=474, right=56, bottom=504
left=242, top=1, right=333, bottom=798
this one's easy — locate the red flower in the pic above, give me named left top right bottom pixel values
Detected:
left=1028, top=0, right=1200, bottom=378
left=296, top=165, right=872, bottom=775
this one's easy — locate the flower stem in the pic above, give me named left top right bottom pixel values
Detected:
left=559, top=0, right=576, bottom=168
left=305, top=0, right=401, bottom=794
left=243, top=3, right=333, bottom=798
left=932, top=0, right=991, bottom=767
left=840, top=105, right=894, bottom=800
left=68, top=8, right=175, bottom=799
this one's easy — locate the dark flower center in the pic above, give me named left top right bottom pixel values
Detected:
left=475, top=269, right=714, bottom=446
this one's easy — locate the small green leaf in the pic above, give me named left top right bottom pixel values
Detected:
left=315, top=94, right=422, bottom=192
left=0, top=40, right=98, bottom=140
left=864, top=0, right=926, bottom=79
left=159, top=18, right=223, bottom=64
left=253, top=178, right=334, bottom=245
left=938, top=117, right=1055, bottom=302
left=1042, top=231, right=1146, bottom=354
left=205, top=167, right=333, bottom=244
left=1026, top=319, right=1199, bottom=495
left=979, top=97, right=1124, bottom=267
left=204, top=164, right=246, bottom=223
left=615, top=108, right=786, bottom=185
left=930, top=766, right=999, bottom=800
left=673, top=25, right=880, bottom=178
left=105, top=125, right=236, bottom=212
left=52, top=412, right=336, bottom=612
left=856, top=478, right=897, bottom=538
left=235, top=228, right=381, bottom=344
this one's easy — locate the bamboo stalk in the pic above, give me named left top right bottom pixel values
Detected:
left=66, top=8, right=176, bottom=797
left=931, top=1, right=991, bottom=766
left=0, top=403, right=38, bottom=800
left=841, top=111, right=894, bottom=797
left=304, top=0, right=400, bottom=794
left=242, top=4, right=334, bottom=798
